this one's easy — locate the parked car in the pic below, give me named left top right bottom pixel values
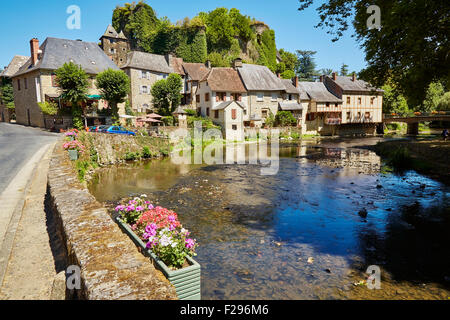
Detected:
left=96, top=125, right=110, bottom=133
left=104, top=126, right=136, bottom=136
left=88, top=126, right=99, bottom=132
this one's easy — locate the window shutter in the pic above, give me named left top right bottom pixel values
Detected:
left=216, top=94, right=219, bottom=102
left=238, top=94, right=242, bottom=102
left=232, top=109, right=237, bottom=120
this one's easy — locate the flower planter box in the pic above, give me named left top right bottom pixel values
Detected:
left=68, top=150, right=78, bottom=161
left=115, top=216, right=201, bottom=300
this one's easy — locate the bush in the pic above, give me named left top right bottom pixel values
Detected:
left=124, top=151, right=140, bottom=161
left=275, top=111, right=297, bottom=127
left=142, top=146, right=154, bottom=159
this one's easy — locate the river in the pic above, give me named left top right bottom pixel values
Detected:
left=88, top=137, right=450, bottom=300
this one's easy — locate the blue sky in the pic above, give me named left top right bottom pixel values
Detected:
left=0, top=0, right=366, bottom=73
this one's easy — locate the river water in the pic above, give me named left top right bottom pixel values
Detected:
left=88, top=137, right=450, bottom=300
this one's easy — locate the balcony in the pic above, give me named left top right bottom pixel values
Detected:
left=325, top=118, right=342, bottom=125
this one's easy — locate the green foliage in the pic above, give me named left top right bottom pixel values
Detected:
left=278, top=49, right=298, bottom=72
left=437, top=92, right=450, bottom=111
left=151, top=74, right=183, bottom=116
left=38, top=101, right=59, bottom=116
left=207, top=52, right=229, bottom=67
left=124, top=151, right=140, bottom=161
left=141, top=146, right=153, bottom=158
left=125, top=100, right=134, bottom=126
left=340, top=63, right=349, bottom=76
left=296, top=50, right=318, bottom=81
left=187, top=116, right=219, bottom=130
left=162, top=115, right=175, bottom=126
left=298, top=0, right=450, bottom=107
left=55, top=62, right=89, bottom=105
left=420, top=82, right=445, bottom=113
left=255, top=29, right=277, bottom=72
left=175, top=27, right=208, bottom=63
left=264, top=111, right=276, bottom=128
left=281, top=70, right=296, bottom=80
left=275, top=111, right=297, bottom=127
left=96, top=69, right=130, bottom=122
left=206, top=8, right=234, bottom=51
left=381, top=82, right=410, bottom=115
left=0, top=81, right=14, bottom=108
left=184, top=109, right=197, bottom=116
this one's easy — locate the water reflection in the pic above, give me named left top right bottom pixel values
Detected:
left=89, top=141, right=450, bottom=299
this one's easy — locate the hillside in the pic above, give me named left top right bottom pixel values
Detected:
left=111, top=1, right=291, bottom=75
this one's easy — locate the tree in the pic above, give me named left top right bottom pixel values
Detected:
left=151, top=73, right=183, bottom=116
left=281, top=70, right=296, bottom=80
left=297, top=0, right=450, bottom=107
left=55, top=62, right=89, bottom=129
left=296, top=50, right=318, bottom=81
left=437, top=92, right=450, bottom=111
left=340, top=63, right=349, bottom=76
left=275, top=111, right=297, bottom=127
left=38, top=101, right=58, bottom=116
left=96, top=69, right=130, bottom=122
left=278, top=49, right=298, bottom=72
left=0, top=80, right=15, bottom=108
left=206, top=8, right=234, bottom=50
left=381, top=83, right=409, bottom=115
left=421, top=82, right=445, bottom=113
left=229, top=8, right=253, bottom=43
left=321, top=68, right=334, bottom=76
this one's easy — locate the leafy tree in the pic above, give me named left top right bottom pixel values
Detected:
left=298, top=0, right=450, bottom=107
left=382, top=83, right=409, bottom=115
left=229, top=8, right=253, bottom=42
left=206, top=8, right=234, bottom=50
left=55, top=62, right=89, bottom=129
left=151, top=74, right=183, bottom=116
left=0, top=81, right=15, bottom=108
left=38, top=101, right=58, bottom=116
left=207, top=52, right=229, bottom=67
left=275, top=111, right=297, bottom=127
left=264, top=111, right=276, bottom=128
left=437, top=92, right=450, bottom=111
left=340, top=63, right=349, bottom=76
left=421, top=82, right=445, bottom=113
left=96, top=69, right=131, bottom=122
left=281, top=70, right=296, bottom=80
left=296, top=50, right=318, bottom=81
left=321, top=68, right=334, bottom=76
left=278, top=49, right=298, bottom=72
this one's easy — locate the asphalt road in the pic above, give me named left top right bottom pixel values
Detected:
left=0, top=123, right=59, bottom=194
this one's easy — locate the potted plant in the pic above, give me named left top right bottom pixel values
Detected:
left=63, top=140, right=85, bottom=161
left=114, top=196, right=201, bottom=300
left=65, top=129, right=79, bottom=141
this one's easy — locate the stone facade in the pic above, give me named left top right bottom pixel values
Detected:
left=245, top=91, right=284, bottom=127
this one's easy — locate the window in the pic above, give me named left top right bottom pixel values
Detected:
left=326, top=102, right=330, bottom=107
left=335, top=103, right=339, bottom=108
left=216, top=92, right=226, bottom=102
left=346, top=112, right=351, bottom=120
left=357, top=112, right=361, bottom=119
left=17, top=79, right=21, bottom=91
left=205, top=93, right=210, bottom=102
left=365, top=112, right=371, bottom=119
left=371, top=97, right=375, bottom=105
left=110, top=48, right=116, bottom=54
left=233, top=93, right=242, bottom=101
left=271, top=93, right=278, bottom=101
left=206, top=108, right=210, bottom=117
left=143, top=104, right=149, bottom=111
left=24, top=78, right=28, bottom=89
left=231, top=109, right=237, bottom=120
left=140, top=86, right=149, bottom=94
left=262, top=110, right=268, bottom=119
left=347, top=97, right=351, bottom=104
left=232, top=125, right=237, bottom=130
left=51, top=74, right=58, bottom=87
left=256, top=92, right=264, bottom=102
left=214, top=110, right=219, bottom=118
left=358, top=97, right=362, bottom=105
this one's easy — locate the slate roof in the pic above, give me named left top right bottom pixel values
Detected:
left=121, top=51, right=174, bottom=74
left=237, top=64, right=285, bottom=91
left=14, top=38, right=120, bottom=77
left=330, top=76, right=383, bottom=93
left=212, top=101, right=246, bottom=111
left=201, top=68, right=246, bottom=93
left=101, top=24, right=127, bottom=40
left=297, top=82, right=342, bottom=103
left=279, top=102, right=303, bottom=111
left=0, top=55, right=29, bottom=78
left=182, top=63, right=210, bottom=81
left=281, top=79, right=300, bottom=94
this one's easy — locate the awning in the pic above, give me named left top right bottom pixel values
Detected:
left=87, top=95, right=102, bottom=100
left=279, top=102, right=303, bottom=111
left=45, top=93, right=60, bottom=99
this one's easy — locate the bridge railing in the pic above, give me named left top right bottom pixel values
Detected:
left=383, top=111, right=450, bottom=119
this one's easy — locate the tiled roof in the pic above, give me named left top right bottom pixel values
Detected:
left=297, top=82, right=342, bottom=103
left=202, top=68, right=246, bottom=93
left=101, top=24, right=127, bottom=40
left=121, top=51, right=173, bottom=74
left=0, top=55, right=29, bottom=78
left=212, top=101, right=246, bottom=110
left=330, top=76, right=383, bottom=92
left=182, top=63, right=210, bottom=81
left=13, top=38, right=120, bottom=77
left=279, top=102, right=303, bottom=111
left=170, top=57, right=185, bottom=76
left=237, top=64, right=285, bottom=91
left=281, top=79, right=300, bottom=94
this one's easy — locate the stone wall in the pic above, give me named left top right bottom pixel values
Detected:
left=47, top=142, right=178, bottom=300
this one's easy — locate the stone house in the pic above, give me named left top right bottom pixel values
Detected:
left=323, top=73, right=383, bottom=134
left=11, top=37, right=122, bottom=129
left=121, top=51, right=175, bottom=114
left=182, top=62, right=210, bottom=108
left=235, top=61, right=286, bottom=128
left=279, top=78, right=308, bottom=129
left=0, top=55, right=29, bottom=122
left=298, top=81, right=343, bottom=136
left=99, top=25, right=130, bottom=68
left=196, top=67, right=247, bottom=141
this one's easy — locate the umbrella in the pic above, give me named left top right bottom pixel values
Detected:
left=147, top=113, right=163, bottom=118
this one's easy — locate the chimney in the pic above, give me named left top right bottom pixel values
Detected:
left=30, top=38, right=39, bottom=66
left=352, top=73, right=357, bottom=82
left=293, top=76, right=299, bottom=88
left=332, top=72, right=337, bottom=81
left=320, top=75, right=324, bottom=82
left=233, top=58, right=243, bottom=70
left=165, top=53, right=172, bottom=66
left=205, top=60, right=211, bottom=69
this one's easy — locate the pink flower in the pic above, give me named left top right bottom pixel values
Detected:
left=185, top=238, right=196, bottom=250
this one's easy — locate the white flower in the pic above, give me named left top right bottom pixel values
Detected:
left=159, top=234, right=172, bottom=247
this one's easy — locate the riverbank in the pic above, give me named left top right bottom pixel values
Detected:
left=74, top=132, right=172, bottom=182
left=370, top=137, right=450, bottom=185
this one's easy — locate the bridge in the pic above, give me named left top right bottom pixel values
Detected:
left=383, top=112, right=450, bottom=134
